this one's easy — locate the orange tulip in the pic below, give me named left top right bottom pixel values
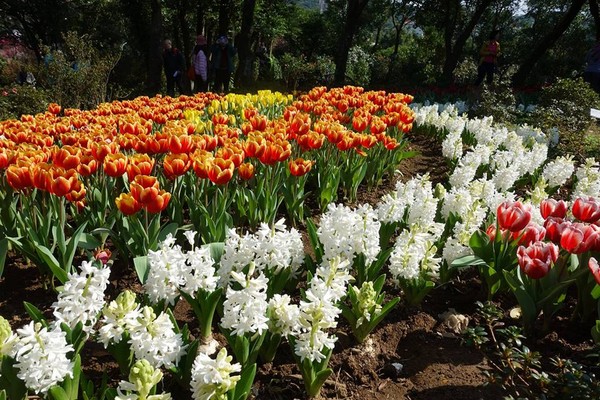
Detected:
left=6, top=161, right=34, bottom=191
left=238, top=162, right=255, bottom=180
left=145, top=190, right=171, bottom=213
left=65, top=179, right=86, bottom=203
left=168, top=134, right=195, bottom=154
left=289, top=158, right=313, bottom=177
left=163, top=153, right=191, bottom=178
left=243, top=137, right=266, bottom=158
left=130, top=175, right=160, bottom=203
left=369, top=117, right=387, bottom=135
left=77, top=153, right=99, bottom=177
left=50, top=168, right=79, bottom=197
left=208, top=158, right=234, bottom=185
left=48, top=103, right=62, bottom=115
left=53, top=145, right=81, bottom=170
left=250, top=115, right=268, bottom=131
left=127, top=153, right=155, bottom=180
left=103, top=153, right=128, bottom=177
left=0, top=149, right=13, bottom=169
left=91, top=141, right=119, bottom=162
left=212, top=113, right=229, bottom=125
left=352, top=116, right=368, bottom=132
left=32, top=162, right=53, bottom=191
left=115, top=193, right=142, bottom=215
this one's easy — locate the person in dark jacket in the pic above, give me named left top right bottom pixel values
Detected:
left=210, top=35, right=236, bottom=93
left=162, top=39, right=185, bottom=97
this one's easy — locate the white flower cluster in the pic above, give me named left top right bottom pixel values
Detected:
left=52, top=260, right=110, bottom=333
left=12, top=322, right=74, bottom=395
left=128, top=306, right=186, bottom=369
left=572, top=158, right=600, bottom=200
left=97, top=290, right=141, bottom=347
left=352, top=281, right=381, bottom=326
left=218, top=219, right=303, bottom=286
left=220, top=266, right=269, bottom=337
left=389, top=225, right=442, bottom=282
left=541, top=155, right=575, bottom=189
left=190, top=347, right=241, bottom=400
left=267, top=294, right=300, bottom=336
left=0, top=315, right=17, bottom=358
left=292, top=257, right=348, bottom=362
left=116, top=359, right=171, bottom=400
left=318, top=203, right=381, bottom=265
left=145, top=232, right=218, bottom=306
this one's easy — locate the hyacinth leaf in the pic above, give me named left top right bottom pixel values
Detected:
left=231, top=362, right=257, bottom=400
left=370, top=297, right=401, bottom=329
left=36, top=244, right=68, bottom=284
left=202, top=242, right=225, bottom=264
left=63, top=222, right=88, bottom=272
left=48, top=386, right=69, bottom=400
left=0, top=357, right=27, bottom=400
left=305, top=218, right=323, bottom=265
left=0, top=238, right=7, bottom=279
left=450, top=255, right=488, bottom=269
left=366, top=247, right=393, bottom=283
left=133, top=256, right=149, bottom=284
left=23, top=301, right=49, bottom=328
left=468, top=230, right=492, bottom=261
left=157, top=222, right=179, bottom=246
left=56, top=354, right=81, bottom=400
left=0, top=389, right=5, bottom=400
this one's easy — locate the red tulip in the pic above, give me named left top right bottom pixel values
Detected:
left=516, top=223, right=546, bottom=246
left=517, top=241, right=559, bottom=279
left=572, top=197, right=600, bottom=223
left=544, top=217, right=566, bottom=243
left=589, top=257, right=600, bottom=285
left=497, top=201, right=532, bottom=232
left=539, top=199, right=567, bottom=220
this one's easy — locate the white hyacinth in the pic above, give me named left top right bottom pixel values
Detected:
left=190, top=347, right=241, bottom=400
left=97, top=290, right=141, bottom=347
left=572, top=158, right=600, bottom=200
left=145, top=234, right=187, bottom=305
left=0, top=316, right=17, bottom=357
left=12, top=322, right=74, bottom=395
left=218, top=219, right=303, bottom=287
left=389, top=226, right=441, bottom=282
left=220, top=265, right=270, bottom=337
left=312, top=257, right=354, bottom=302
left=116, top=359, right=171, bottom=400
left=52, top=260, right=110, bottom=333
left=128, top=306, right=186, bottom=369
left=318, top=203, right=380, bottom=266
left=542, top=155, right=575, bottom=188
left=267, top=294, right=301, bottom=336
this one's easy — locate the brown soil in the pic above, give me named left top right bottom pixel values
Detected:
left=0, top=133, right=585, bottom=400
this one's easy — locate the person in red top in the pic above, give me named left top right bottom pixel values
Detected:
left=475, top=29, right=500, bottom=86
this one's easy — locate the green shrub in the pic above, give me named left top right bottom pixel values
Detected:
left=36, top=31, right=122, bottom=110
left=470, top=65, right=518, bottom=124
left=346, top=46, right=372, bottom=87
left=0, top=84, right=50, bottom=120
left=531, top=77, right=600, bottom=134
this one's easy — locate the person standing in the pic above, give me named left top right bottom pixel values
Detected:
left=162, top=39, right=185, bottom=97
left=192, top=35, right=209, bottom=93
left=210, top=35, right=236, bottom=93
left=475, top=30, right=500, bottom=86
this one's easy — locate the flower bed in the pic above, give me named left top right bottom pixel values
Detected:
left=1, top=91, right=600, bottom=399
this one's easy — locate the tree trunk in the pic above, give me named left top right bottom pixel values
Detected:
left=440, top=0, right=493, bottom=85
left=333, top=0, right=370, bottom=86
left=234, top=0, right=257, bottom=87
left=147, top=0, right=163, bottom=95
left=178, top=0, right=192, bottom=68
left=512, top=0, right=587, bottom=86
left=590, top=0, right=600, bottom=41
left=218, top=0, right=233, bottom=35
left=195, top=0, right=207, bottom=36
